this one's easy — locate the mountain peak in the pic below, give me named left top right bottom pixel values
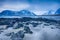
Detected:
left=18, top=10, right=36, bottom=16
left=55, top=8, right=60, bottom=15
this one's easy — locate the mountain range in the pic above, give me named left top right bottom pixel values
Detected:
left=0, top=8, right=60, bottom=16
left=0, top=10, right=36, bottom=16
left=45, top=8, right=60, bottom=15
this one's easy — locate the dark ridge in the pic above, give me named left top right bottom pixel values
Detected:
left=0, top=17, right=59, bottom=25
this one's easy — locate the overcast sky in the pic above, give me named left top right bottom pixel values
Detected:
left=0, top=0, right=60, bottom=15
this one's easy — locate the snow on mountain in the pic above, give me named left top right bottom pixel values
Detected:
left=47, top=10, right=55, bottom=15
left=43, top=8, right=60, bottom=15
left=18, top=10, right=36, bottom=16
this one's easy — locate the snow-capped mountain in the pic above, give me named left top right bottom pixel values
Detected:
left=43, top=8, right=60, bottom=15
left=0, top=10, right=15, bottom=16
left=0, top=10, right=36, bottom=16
left=55, top=8, right=60, bottom=15
left=47, top=10, right=55, bottom=15
left=18, top=10, right=36, bottom=16
left=44, top=10, right=56, bottom=15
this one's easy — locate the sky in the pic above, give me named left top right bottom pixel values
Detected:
left=0, top=0, right=60, bottom=15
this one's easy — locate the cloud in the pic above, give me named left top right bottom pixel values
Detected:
left=0, top=0, right=59, bottom=15
left=0, top=3, right=30, bottom=12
